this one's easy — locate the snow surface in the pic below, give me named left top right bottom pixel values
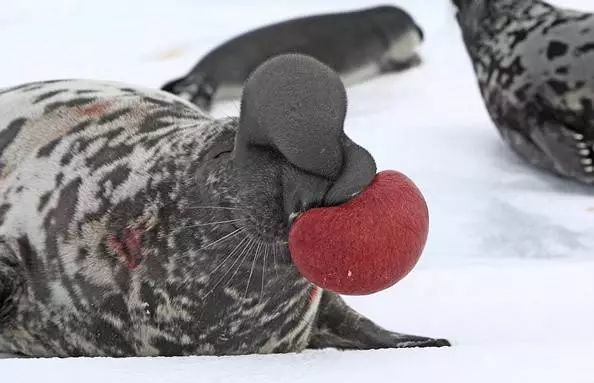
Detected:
left=2, top=0, right=594, bottom=381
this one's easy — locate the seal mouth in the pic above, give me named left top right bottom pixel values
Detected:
left=288, top=189, right=364, bottom=227
left=288, top=211, right=302, bottom=227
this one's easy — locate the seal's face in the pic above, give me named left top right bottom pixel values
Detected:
left=233, top=54, right=376, bottom=245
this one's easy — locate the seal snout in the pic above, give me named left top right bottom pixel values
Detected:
left=234, top=54, right=376, bottom=227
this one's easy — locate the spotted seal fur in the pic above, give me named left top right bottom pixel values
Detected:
left=453, top=0, right=594, bottom=184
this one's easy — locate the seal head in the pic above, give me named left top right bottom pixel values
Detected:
left=235, top=54, right=376, bottom=226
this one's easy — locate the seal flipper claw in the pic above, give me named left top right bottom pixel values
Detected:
left=308, top=291, right=450, bottom=350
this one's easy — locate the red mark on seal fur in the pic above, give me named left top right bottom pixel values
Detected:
left=107, top=227, right=144, bottom=270
left=79, top=101, right=111, bottom=117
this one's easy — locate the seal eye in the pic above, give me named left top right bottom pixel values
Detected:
left=207, top=140, right=234, bottom=160
left=213, top=150, right=232, bottom=159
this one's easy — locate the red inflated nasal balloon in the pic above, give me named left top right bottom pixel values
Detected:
left=288, top=170, right=429, bottom=295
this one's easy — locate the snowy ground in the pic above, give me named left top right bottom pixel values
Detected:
left=2, top=0, right=594, bottom=381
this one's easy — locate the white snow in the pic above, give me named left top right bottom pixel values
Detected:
left=2, top=0, right=594, bottom=381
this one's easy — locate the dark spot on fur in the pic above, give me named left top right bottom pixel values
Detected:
left=555, top=66, right=569, bottom=75
left=87, top=318, right=134, bottom=356
left=40, top=178, right=85, bottom=309
left=0, top=203, right=11, bottom=226
left=70, top=121, right=93, bottom=136
left=97, top=108, right=131, bottom=125
left=100, top=165, right=131, bottom=192
left=140, top=282, right=160, bottom=318
left=509, top=29, right=528, bottom=50
left=44, top=97, right=97, bottom=114
left=16, top=235, right=50, bottom=302
left=546, top=41, right=568, bottom=60
left=37, top=137, right=62, bottom=157
left=16, top=236, right=37, bottom=272
left=76, top=247, right=89, bottom=262
left=514, top=82, right=532, bottom=102
left=576, top=42, right=594, bottom=56
left=101, top=294, right=131, bottom=321
left=114, top=267, right=132, bottom=296
left=138, top=112, right=176, bottom=134
left=55, top=173, right=64, bottom=186
left=152, top=337, right=190, bottom=357
left=33, top=90, right=67, bottom=104
left=61, top=137, right=94, bottom=166
left=44, top=177, right=82, bottom=244
left=38, top=191, right=52, bottom=212
left=547, top=79, right=569, bottom=95
left=0, top=118, right=27, bottom=157
left=76, top=89, right=98, bottom=94
left=0, top=83, right=39, bottom=96
left=142, top=96, right=170, bottom=107
left=86, top=142, right=135, bottom=171
left=544, top=14, right=591, bottom=35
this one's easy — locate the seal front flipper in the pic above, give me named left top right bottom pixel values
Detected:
left=0, top=239, right=24, bottom=324
left=161, top=72, right=216, bottom=111
left=308, top=291, right=450, bottom=350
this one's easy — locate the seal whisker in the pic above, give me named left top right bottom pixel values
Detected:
left=181, top=219, right=244, bottom=229
left=259, top=244, right=268, bottom=303
left=187, top=205, right=244, bottom=211
left=198, top=227, right=244, bottom=250
left=222, top=238, right=257, bottom=291
left=205, top=234, right=249, bottom=280
left=244, top=241, right=262, bottom=298
left=204, top=237, right=255, bottom=299
left=272, top=242, right=279, bottom=278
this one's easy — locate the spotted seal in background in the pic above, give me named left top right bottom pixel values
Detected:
left=453, top=0, right=594, bottom=184
left=0, top=55, right=448, bottom=357
left=162, top=5, right=424, bottom=111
